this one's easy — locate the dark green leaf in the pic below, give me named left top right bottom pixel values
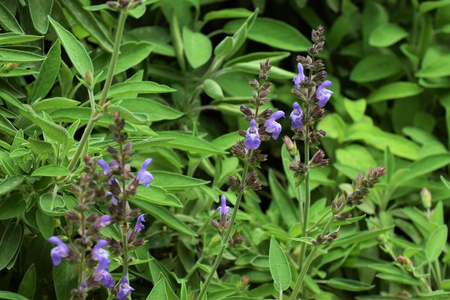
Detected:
left=95, top=82, right=176, bottom=99
left=0, top=291, right=29, bottom=300
left=350, top=55, right=403, bottom=83
left=0, top=223, right=22, bottom=270
left=0, top=176, right=23, bottom=196
left=155, top=132, right=227, bottom=154
left=0, top=194, right=26, bottom=220
left=426, top=225, right=447, bottom=261
left=325, top=278, right=374, bottom=292
left=269, top=236, right=291, bottom=291
left=31, top=165, right=70, bottom=177
left=29, top=0, right=53, bottom=34
left=53, top=262, right=77, bottom=300
left=0, top=49, right=45, bottom=63
left=0, top=3, right=23, bottom=34
left=18, top=264, right=37, bottom=300
left=150, top=170, right=210, bottom=190
left=0, top=33, right=43, bottom=45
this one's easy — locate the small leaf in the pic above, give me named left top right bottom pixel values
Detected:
left=269, top=236, right=291, bottom=291
left=426, top=225, right=447, bottom=261
left=146, top=278, right=168, bottom=300
left=0, top=291, right=29, bottom=300
left=34, top=97, right=80, bottom=111
left=0, top=3, right=24, bottom=34
left=39, top=194, right=67, bottom=216
left=48, top=16, right=94, bottom=77
left=367, top=82, right=423, bottom=104
left=0, top=49, right=45, bottom=63
left=183, top=27, right=212, bottom=68
left=31, top=165, right=70, bottom=177
left=95, top=81, right=176, bottom=99
left=0, top=223, right=22, bottom=270
left=131, top=199, right=197, bottom=236
left=376, top=273, right=421, bottom=286
left=203, top=79, right=224, bottom=99
left=135, top=186, right=182, bottom=207
left=112, top=98, right=182, bottom=122
left=36, top=209, right=54, bottom=239
left=0, top=176, right=23, bottom=196
left=204, top=8, right=252, bottom=23
left=0, top=33, right=43, bottom=45
left=156, top=132, right=227, bottom=154
left=0, top=194, right=26, bottom=220
left=369, top=23, right=408, bottom=47
left=53, top=262, right=77, bottom=300
left=150, top=171, right=210, bottom=190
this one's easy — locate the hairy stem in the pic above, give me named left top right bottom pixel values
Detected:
left=196, top=153, right=252, bottom=300
left=290, top=215, right=334, bottom=300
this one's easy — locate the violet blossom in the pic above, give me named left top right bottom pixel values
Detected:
left=48, top=236, right=70, bottom=266
left=264, top=111, right=285, bottom=140
left=134, top=214, right=145, bottom=232
left=290, top=102, right=303, bottom=129
left=92, top=269, right=114, bottom=289
left=316, top=80, right=333, bottom=107
left=117, top=276, right=134, bottom=300
left=91, top=239, right=110, bottom=271
left=244, top=120, right=261, bottom=150
left=217, top=195, right=231, bottom=217
left=293, top=62, right=305, bottom=89
left=98, top=159, right=111, bottom=174
left=136, top=158, right=154, bottom=188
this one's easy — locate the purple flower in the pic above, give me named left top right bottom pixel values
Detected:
left=217, top=195, right=231, bottom=217
left=48, top=236, right=69, bottom=266
left=290, top=102, right=303, bottom=129
left=135, top=214, right=145, bottom=232
left=244, top=120, right=261, bottom=149
left=137, top=158, right=154, bottom=188
left=98, top=159, right=111, bottom=174
left=317, top=80, right=333, bottom=107
left=293, top=63, right=305, bottom=89
left=92, top=239, right=110, bottom=271
left=117, top=276, right=134, bottom=300
left=95, top=215, right=111, bottom=230
left=93, top=269, right=114, bottom=289
left=264, top=111, right=285, bottom=140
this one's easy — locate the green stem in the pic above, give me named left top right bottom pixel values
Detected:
left=67, top=11, right=127, bottom=172
left=196, top=154, right=252, bottom=300
left=185, top=255, right=203, bottom=281
left=120, top=144, right=129, bottom=279
left=290, top=215, right=334, bottom=300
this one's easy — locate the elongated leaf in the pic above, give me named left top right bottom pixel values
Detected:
left=224, top=18, right=309, bottom=51
left=0, top=291, right=28, bottom=300
left=0, top=3, right=23, bottom=34
left=367, top=82, right=423, bottom=104
left=34, top=97, right=79, bottom=111
left=48, top=17, right=94, bottom=76
left=268, top=170, right=297, bottom=228
left=36, top=210, right=54, bottom=239
left=93, top=42, right=154, bottom=81
left=0, top=33, right=42, bottom=45
left=61, top=0, right=113, bottom=52
left=31, top=40, right=62, bottom=101
left=53, top=262, right=77, bottom=300
left=426, top=225, right=447, bottom=261
left=331, top=227, right=392, bottom=248
left=155, top=132, right=227, bottom=154
left=0, top=223, right=22, bottom=270
left=95, top=82, right=176, bottom=99
left=0, top=194, right=26, bottom=220
left=146, top=278, right=168, bottom=300
left=376, top=273, right=421, bottom=286
left=0, top=176, right=23, bottom=196
left=32, top=165, right=70, bottom=177
left=150, top=171, right=210, bottom=190
left=183, top=27, right=212, bottom=68
left=350, top=54, right=403, bottom=83
left=204, top=8, right=252, bottom=22
left=29, top=0, right=53, bottom=34
left=369, top=23, right=408, bottom=47
left=231, top=62, right=296, bottom=80
left=326, top=278, right=374, bottom=292
left=269, top=236, right=291, bottom=291
left=18, top=264, right=37, bottom=299
left=135, top=186, right=182, bottom=207
left=131, top=199, right=197, bottom=236
left=112, top=98, right=182, bottom=122
left=0, top=49, right=44, bottom=63
left=400, top=154, right=450, bottom=183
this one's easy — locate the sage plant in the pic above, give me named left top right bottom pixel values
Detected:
left=197, top=60, right=285, bottom=299
left=285, top=25, right=387, bottom=300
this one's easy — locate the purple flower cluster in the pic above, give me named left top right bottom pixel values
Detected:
left=92, top=240, right=114, bottom=289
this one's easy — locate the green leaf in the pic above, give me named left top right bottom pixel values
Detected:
left=131, top=199, right=197, bottom=236
left=0, top=194, right=26, bottom=220
left=48, top=16, right=94, bottom=77
left=325, top=278, right=374, bottom=292
left=331, top=227, right=392, bottom=249
left=0, top=3, right=24, bottom=34
left=224, top=18, right=310, bottom=51
left=34, top=97, right=80, bottom=111
left=269, top=236, right=291, bottom=291
left=367, top=82, right=423, bottom=104
left=31, top=40, right=62, bottom=101
left=0, top=33, right=43, bottom=45
left=441, top=176, right=450, bottom=190
left=344, top=98, right=366, bottom=122
left=93, top=42, right=154, bottom=82
left=203, top=79, right=224, bottom=99
left=29, top=0, right=53, bottom=34
left=350, top=55, right=403, bottom=83
left=39, top=194, right=67, bottom=216
left=107, top=104, right=150, bottom=124
left=204, top=8, right=252, bottom=23
left=95, top=81, right=176, bottom=99
left=400, top=154, right=450, bottom=183
left=135, top=186, right=182, bottom=207
left=0, top=176, right=23, bottom=196
left=150, top=170, right=210, bottom=190
left=376, top=273, right=421, bottom=286
left=146, top=278, right=168, bottom=300
left=36, top=209, right=54, bottom=239
left=31, top=165, right=70, bottom=177
left=182, top=27, right=212, bottom=68
left=155, top=132, right=227, bottom=154
left=230, top=62, right=296, bottom=80
left=61, top=0, right=113, bottom=52
left=416, top=46, right=450, bottom=78
left=420, top=0, right=450, bottom=13
left=426, top=225, right=447, bottom=261
left=369, top=23, right=408, bottom=47
left=0, top=49, right=45, bottom=63
left=53, top=262, right=77, bottom=300
left=111, top=98, right=182, bottom=122
left=0, top=223, right=22, bottom=270
left=18, top=264, right=37, bottom=300
left=268, top=170, right=298, bottom=228
left=0, top=291, right=29, bottom=300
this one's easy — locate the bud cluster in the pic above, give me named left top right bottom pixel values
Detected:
left=347, top=166, right=386, bottom=207
left=106, top=0, right=142, bottom=10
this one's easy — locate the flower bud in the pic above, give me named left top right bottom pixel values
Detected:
left=421, top=188, right=432, bottom=209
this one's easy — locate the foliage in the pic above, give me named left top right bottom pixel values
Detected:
left=0, top=0, right=449, bottom=299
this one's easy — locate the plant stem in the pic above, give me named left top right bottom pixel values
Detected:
left=120, top=142, right=129, bottom=279
left=196, top=153, right=252, bottom=300
left=290, top=215, right=334, bottom=300
left=185, top=255, right=203, bottom=281
left=67, top=11, right=127, bottom=172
